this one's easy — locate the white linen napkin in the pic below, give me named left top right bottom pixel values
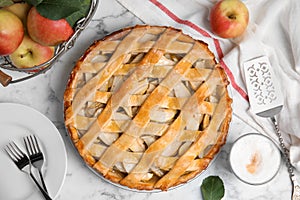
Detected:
left=116, top=0, right=300, bottom=170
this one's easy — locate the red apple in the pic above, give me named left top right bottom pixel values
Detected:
left=9, top=35, right=55, bottom=68
left=0, top=9, right=24, bottom=56
left=27, top=7, right=74, bottom=46
left=210, top=0, right=249, bottom=38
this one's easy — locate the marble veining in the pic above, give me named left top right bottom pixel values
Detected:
left=0, top=0, right=293, bottom=199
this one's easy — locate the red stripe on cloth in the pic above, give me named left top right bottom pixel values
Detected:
left=219, top=60, right=249, bottom=101
left=149, top=0, right=249, bottom=101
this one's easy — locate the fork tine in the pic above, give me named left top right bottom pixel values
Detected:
left=24, top=137, right=30, bottom=154
left=6, top=145, right=17, bottom=160
left=4, top=146, right=17, bottom=162
left=26, top=136, right=33, bottom=155
left=12, top=141, right=26, bottom=158
left=25, top=135, right=34, bottom=155
left=8, top=142, right=22, bottom=160
left=33, top=135, right=41, bottom=153
left=30, top=135, right=38, bottom=154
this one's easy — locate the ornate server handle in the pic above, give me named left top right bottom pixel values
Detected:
left=271, top=117, right=300, bottom=200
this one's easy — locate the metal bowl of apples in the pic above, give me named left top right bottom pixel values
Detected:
left=0, top=0, right=98, bottom=87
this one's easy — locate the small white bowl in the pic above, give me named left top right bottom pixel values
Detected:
left=229, top=133, right=281, bottom=185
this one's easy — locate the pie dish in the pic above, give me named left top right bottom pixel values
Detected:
left=64, top=25, right=232, bottom=191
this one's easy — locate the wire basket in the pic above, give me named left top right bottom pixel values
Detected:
left=0, top=0, right=99, bottom=87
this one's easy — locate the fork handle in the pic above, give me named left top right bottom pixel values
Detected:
left=29, top=172, right=52, bottom=200
left=38, top=169, right=48, bottom=193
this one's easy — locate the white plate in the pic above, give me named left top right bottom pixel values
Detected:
left=0, top=103, right=67, bottom=200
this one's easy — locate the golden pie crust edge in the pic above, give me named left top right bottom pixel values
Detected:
left=64, top=25, right=233, bottom=191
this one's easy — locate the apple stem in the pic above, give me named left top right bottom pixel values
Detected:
left=228, top=14, right=237, bottom=20
left=20, top=50, right=33, bottom=58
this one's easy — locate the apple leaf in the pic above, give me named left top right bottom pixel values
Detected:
left=200, top=176, right=225, bottom=200
left=25, top=0, right=43, bottom=6
left=66, top=0, right=91, bottom=27
left=0, top=0, right=14, bottom=7
left=23, top=0, right=91, bottom=27
left=36, top=0, right=81, bottom=20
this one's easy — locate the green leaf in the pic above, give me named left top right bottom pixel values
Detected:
left=25, top=0, right=43, bottom=6
left=0, top=0, right=14, bottom=7
left=36, top=0, right=82, bottom=20
left=201, top=176, right=225, bottom=200
left=65, top=0, right=91, bottom=27
left=24, top=0, right=91, bottom=28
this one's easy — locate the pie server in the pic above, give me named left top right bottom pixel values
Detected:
left=244, top=56, right=300, bottom=199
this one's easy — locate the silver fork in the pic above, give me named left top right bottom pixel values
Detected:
left=24, top=135, right=48, bottom=193
left=4, top=141, right=52, bottom=200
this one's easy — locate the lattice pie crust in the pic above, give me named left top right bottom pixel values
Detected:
left=64, top=25, right=232, bottom=191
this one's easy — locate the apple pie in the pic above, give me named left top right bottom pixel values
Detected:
left=64, top=25, right=232, bottom=191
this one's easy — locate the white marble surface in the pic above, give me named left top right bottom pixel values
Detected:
left=0, top=0, right=293, bottom=199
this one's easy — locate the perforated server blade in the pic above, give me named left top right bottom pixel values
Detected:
left=244, top=55, right=300, bottom=199
left=244, top=56, right=283, bottom=117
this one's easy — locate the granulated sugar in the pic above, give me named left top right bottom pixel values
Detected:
left=229, top=133, right=281, bottom=185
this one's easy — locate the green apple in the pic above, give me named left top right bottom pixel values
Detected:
left=210, top=0, right=249, bottom=38
left=9, top=35, right=55, bottom=68
left=27, top=7, right=74, bottom=46
left=0, top=9, right=24, bottom=55
left=4, top=2, right=31, bottom=25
